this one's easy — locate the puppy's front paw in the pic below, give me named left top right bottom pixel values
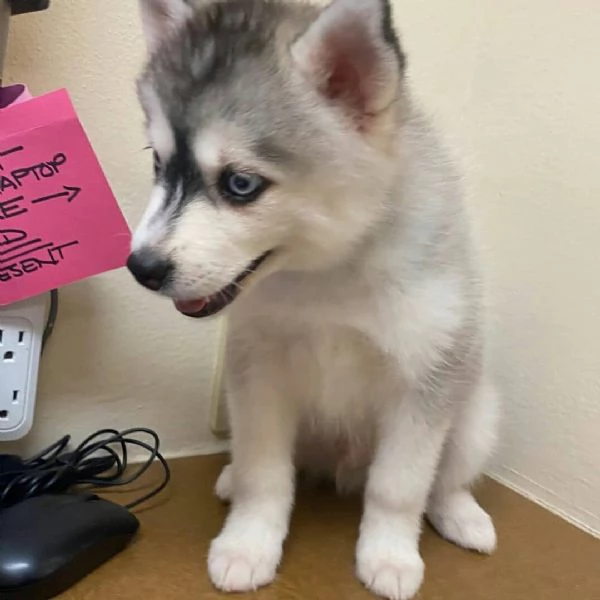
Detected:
left=208, top=521, right=283, bottom=592
left=356, top=531, right=424, bottom=600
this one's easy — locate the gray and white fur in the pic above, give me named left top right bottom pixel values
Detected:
left=129, top=1, right=500, bottom=598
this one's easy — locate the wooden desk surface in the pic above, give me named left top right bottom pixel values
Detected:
left=58, top=454, right=600, bottom=600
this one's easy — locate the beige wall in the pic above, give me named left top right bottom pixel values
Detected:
left=5, top=1, right=599, bottom=535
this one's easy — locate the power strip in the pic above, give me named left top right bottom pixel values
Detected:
left=0, top=294, right=47, bottom=441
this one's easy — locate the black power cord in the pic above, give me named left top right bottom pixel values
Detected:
left=41, top=288, right=58, bottom=354
left=0, top=427, right=171, bottom=510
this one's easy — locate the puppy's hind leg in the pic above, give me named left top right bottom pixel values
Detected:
left=215, top=463, right=233, bottom=502
left=427, top=380, right=500, bottom=554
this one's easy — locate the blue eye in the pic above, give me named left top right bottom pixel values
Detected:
left=219, top=169, right=269, bottom=203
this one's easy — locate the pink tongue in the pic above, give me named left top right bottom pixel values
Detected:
left=174, top=298, right=208, bottom=314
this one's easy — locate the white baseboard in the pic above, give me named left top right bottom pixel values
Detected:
left=489, top=465, right=600, bottom=539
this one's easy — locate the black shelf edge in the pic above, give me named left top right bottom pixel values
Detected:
left=10, top=0, right=50, bottom=16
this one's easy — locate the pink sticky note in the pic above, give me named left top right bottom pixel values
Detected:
left=0, top=89, right=131, bottom=306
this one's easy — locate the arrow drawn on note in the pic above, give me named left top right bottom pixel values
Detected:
left=31, top=186, right=82, bottom=205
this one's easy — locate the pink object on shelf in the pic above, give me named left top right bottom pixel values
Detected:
left=0, top=84, right=32, bottom=108
left=0, top=87, right=132, bottom=306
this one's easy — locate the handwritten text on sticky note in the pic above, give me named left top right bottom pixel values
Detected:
left=0, top=89, right=131, bottom=306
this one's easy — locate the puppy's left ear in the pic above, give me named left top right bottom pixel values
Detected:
left=139, top=0, right=193, bottom=52
left=291, top=0, right=404, bottom=127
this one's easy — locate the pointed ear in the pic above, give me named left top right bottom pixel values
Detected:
left=291, top=0, right=404, bottom=126
left=139, top=0, right=193, bottom=52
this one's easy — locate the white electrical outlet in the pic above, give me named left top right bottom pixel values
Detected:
left=0, top=294, right=47, bottom=441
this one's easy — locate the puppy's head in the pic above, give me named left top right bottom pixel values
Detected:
left=129, top=0, right=406, bottom=317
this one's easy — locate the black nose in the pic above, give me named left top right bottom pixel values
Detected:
left=127, top=251, right=173, bottom=291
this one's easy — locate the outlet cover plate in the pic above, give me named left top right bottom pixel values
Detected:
left=0, top=294, right=47, bottom=440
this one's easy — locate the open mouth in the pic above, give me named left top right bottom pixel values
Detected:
left=173, top=251, right=272, bottom=318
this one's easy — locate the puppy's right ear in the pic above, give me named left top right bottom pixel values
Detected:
left=139, top=0, right=193, bottom=52
left=291, top=0, right=404, bottom=130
